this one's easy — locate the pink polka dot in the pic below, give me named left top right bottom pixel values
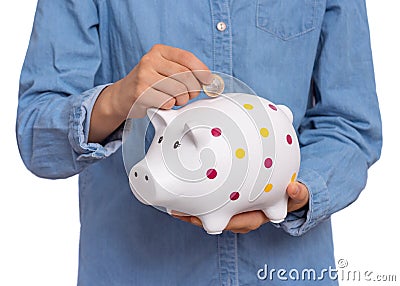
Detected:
left=230, top=192, right=240, bottom=201
left=286, top=134, right=293, bottom=145
left=206, top=169, right=217, bottom=179
left=269, top=104, right=277, bottom=111
left=264, top=158, right=273, bottom=168
left=211, top=128, right=222, bottom=137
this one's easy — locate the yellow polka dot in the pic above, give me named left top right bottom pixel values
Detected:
left=264, top=184, right=273, bottom=193
left=291, top=173, right=297, bottom=183
left=260, top=128, right=269, bottom=138
left=243, top=104, right=254, bottom=110
left=235, top=148, right=246, bottom=159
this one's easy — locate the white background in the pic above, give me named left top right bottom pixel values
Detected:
left=0, top=1, right=399, bottom=285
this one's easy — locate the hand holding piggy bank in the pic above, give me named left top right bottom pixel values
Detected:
left=128, top=93, right=300, bottom=234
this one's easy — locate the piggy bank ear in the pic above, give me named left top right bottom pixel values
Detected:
left=277, top=105, right=294, bottom=123
left=147, top=108, right=175, bottom=129
left=184, top=120, right=211, bottom=148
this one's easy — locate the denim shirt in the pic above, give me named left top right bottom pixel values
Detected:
left=17, top=1, right=382, bottom=285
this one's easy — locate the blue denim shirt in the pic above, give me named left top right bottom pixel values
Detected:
left=17, top=1, right=382, bottom=285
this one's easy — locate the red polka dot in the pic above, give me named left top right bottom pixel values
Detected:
left=211, top=128, right=222, bottom=137
left=230, top=192, right=240, bottom=201
left=269, top=104, right=277, bottom=111
left=264, top=158, right=273, bottom=168
left=206, top=169, right=217, bottom=179
left=286, top=134, right=293, bottom=145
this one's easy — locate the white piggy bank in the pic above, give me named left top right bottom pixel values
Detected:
left=128, top=93, right=300, bottom=234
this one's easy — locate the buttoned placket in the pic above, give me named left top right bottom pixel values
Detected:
left=210, top=0, right=233, bottom=75
left=209, top=2, right=238, bottom=286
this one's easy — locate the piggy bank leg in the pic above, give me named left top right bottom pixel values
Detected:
left=199, top=213, right=232, bottom=235
left=262, top=197, right=288, bottom=224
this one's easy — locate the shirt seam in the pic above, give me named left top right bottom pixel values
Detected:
left=217, top=235, right=222, bottom=286
left=223, top=0, right=233, bottom=75
left=234, top=233, right=239, bottom=286
left=209, top=0, right=216, bottom=72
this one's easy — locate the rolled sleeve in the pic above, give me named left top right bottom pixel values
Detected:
left=69, top=84, right=122, bottom=162
left=275, top=167, right=330, bottom=236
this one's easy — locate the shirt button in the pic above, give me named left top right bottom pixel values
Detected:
left=216, top=21, right=227, bottom=32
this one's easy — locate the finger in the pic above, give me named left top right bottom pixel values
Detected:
left=153, top=76, right=190, bottom=97
left=152, top=77, right=190, bottom=106
left=192, top=70, right=213, bottom=86
left=157, top=45, right=212, bottom=84
left=172, top=215, right=203, bottom=228
left=287, top=182, right=309, bottom=212
left=225, top=211, right=269, bottom=232
left=148, top=46, right=209, bottom=99
left=287, top=182, right=309, bottom=203
left=170, top=71, right=202, bottom=100
left=155, top=59, right=203, bottom=99
left=170, top=210, right=190, bottom=216
left=138, top=63, right=194, bottom=105
left=190, top=216, right=203, bottom=227
left=135, top=87, right=175, bottom=110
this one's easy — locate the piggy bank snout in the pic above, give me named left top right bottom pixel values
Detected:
left=129, top=164, right=156, bottom=205
left=131, top=165, right=151, bottom=183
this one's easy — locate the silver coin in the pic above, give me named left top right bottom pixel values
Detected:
left=202, top=74, right=225, bottom=97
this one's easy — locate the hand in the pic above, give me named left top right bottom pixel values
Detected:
left=173, top=182, right=309, bottom=234
left=89, top=44, right=212, bottom=142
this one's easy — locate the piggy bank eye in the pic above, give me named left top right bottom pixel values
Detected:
left=158, top=136, right=164, bottom=144
left=173, top=141, right=181, bottom=149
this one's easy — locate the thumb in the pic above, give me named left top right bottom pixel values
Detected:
left=287, top=182, right=309, bottom=211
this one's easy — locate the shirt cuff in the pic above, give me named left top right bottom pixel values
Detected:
left=68, top=84, right=123, bottom=162
left=273, top=166, right=330, bottom=236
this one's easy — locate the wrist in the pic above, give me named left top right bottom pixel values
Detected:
left=103, top=81, right=131, bottom=120
left=88, top=83, right=127, bottom=143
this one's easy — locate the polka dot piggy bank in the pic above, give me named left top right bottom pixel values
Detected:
left=129, top=93, right=300, bottom=234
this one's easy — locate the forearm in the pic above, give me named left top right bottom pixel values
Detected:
left=88, top=82, right=126, bottom=143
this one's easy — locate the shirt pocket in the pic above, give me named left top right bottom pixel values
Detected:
left=256, top=0, right=319, bottom=40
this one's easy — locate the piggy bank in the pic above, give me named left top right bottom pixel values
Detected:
left=128, top=93, right=300, bottom=234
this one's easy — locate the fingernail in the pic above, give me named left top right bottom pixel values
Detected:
left=201, top=72, right=213, bottom=85
left=293, top=185, right=300, bottom=196
left=206, top=73, right=214, bottom=84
